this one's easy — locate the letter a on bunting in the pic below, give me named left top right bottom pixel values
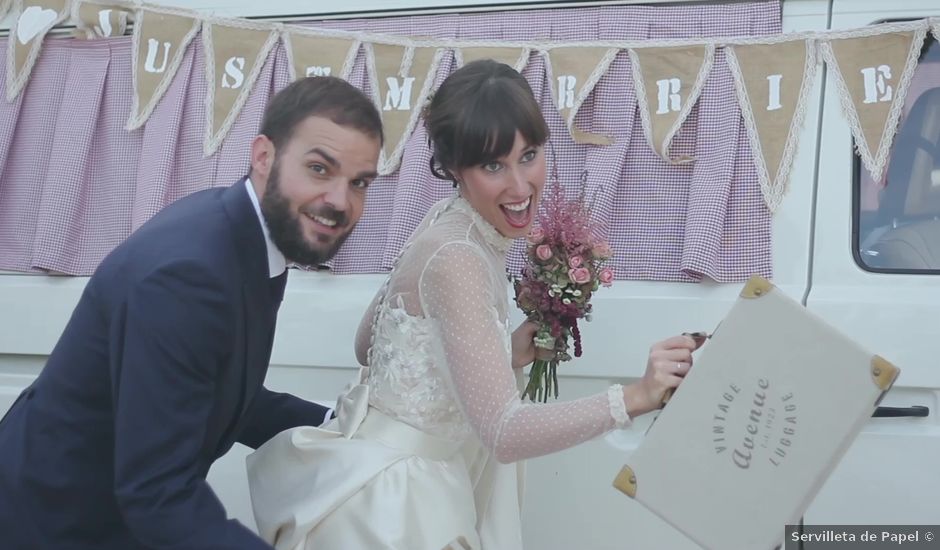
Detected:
left=7, top=0, right=70, bottom=101
left=368, top=43, right=442, bottom=175
left=204, top=20, right=280, bottom=156
left=285, top=33, right=358, bottom=81
left=127, top=8, right=200, bottom=130
left=822, top=29, right=926, bottom=182
left=726, top=40, right=817, bottom=213
left=546, top=47, right=618, bottom=145
left=629, top=45, right=714, bottom=164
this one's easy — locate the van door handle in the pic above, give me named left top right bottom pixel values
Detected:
left=872, top=406, right=929, bottom=418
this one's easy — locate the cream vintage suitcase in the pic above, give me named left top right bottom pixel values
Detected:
left=613, top=275, right=899, bottom=550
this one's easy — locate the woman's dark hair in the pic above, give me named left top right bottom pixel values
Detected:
left=424, top=59, right=548, bottom=185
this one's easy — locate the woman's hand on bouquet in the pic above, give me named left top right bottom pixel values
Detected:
left=624, top=334, right=705, bottom=417
left=510, top=321, right=540, bottom=369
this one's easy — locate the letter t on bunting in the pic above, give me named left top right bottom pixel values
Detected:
left=367, top=43, right=443, bottom=175
left=7, top=0, right=70, bottom=101
left=203, top=19, right=280, bottom=156
left=629, top=45, right=715, bottom=164
left=284, top=32, right=358, bottom=81
left=726, top=40, right=817, bottom=213
left=126, top=7, right=200, bottom=130
left=544, top=47, right=618, bottom=145
left=821, top=26, right=927, bottom=183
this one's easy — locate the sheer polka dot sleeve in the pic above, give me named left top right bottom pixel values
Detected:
left=419, top=242, right=631, bottom=464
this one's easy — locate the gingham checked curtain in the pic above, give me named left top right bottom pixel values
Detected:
left=0, top=1, right=780, bottom=282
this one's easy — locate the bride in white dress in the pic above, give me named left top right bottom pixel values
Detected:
left=247, top=60, right=701, bottom=550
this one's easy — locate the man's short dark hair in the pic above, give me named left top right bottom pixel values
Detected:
left=260, top=76, right=384, bottom=150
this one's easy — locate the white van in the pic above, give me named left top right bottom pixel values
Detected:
left=1, top=1, right=938, bottom=548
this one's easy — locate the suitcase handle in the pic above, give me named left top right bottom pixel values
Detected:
left=872, top=405, right=929, bottom=418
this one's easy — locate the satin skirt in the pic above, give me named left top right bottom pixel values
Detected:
left=248, top=410, right=524, bottom=549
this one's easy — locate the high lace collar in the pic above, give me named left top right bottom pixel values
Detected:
left=450, top=196, right=514, bottom=255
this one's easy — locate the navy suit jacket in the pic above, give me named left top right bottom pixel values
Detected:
left=0, top=180, right=330, bottom=549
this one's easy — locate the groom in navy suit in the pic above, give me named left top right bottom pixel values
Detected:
left=0, top=76, right=383, bottom=549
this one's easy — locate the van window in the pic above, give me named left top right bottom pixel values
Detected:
left=855, top=36, right=940, bottom=272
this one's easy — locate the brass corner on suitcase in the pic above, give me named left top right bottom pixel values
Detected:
left=613, top=465, right=637, bottom=498
left=740, top=275, right=774, bottom=299
left=871, top=356, right=900, bottom=391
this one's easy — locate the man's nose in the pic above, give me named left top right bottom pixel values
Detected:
left=322, top=179, right=351, bottom=212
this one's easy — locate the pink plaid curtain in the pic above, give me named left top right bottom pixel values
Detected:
left=0, top=1, right=780, bottom=282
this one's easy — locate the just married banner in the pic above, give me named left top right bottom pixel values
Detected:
left=5, top=0, right=940, bottom=211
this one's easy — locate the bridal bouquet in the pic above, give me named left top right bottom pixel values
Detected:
left=513, top=174, right=614, bottom=402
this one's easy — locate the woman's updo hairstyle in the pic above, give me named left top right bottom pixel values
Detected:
left=423, top=59, right=549, bottom=186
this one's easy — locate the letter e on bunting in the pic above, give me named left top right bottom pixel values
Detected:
left=72, top=0, right=131, bottom=39
left=457, top=46, right=529, bottom=72
left=7, top=0, right=69, bottom=100
left=368, top=43, right=442, bottom=175
left=726, top=40, right=817, bottom=213
left=203, top=20, right=280, bottom=156
left=629, top=45, right=714, bottom=164
left=545, top=47, right=618, bottom=145
left=126, top=7, right=200, bottom=130
left=285, top=32, right=358, bottom=81
left=821, top=28, right=926, bottom=182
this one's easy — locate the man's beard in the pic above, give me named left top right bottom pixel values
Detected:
left=260, top=161, right=353, bottom=267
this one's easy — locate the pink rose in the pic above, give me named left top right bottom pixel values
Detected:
left=598, top=267, right=614, bottom=286
left=535, top=244, right=553, bottom=261
left=568, top=267, right=591, bottom=285
left=567, top=255, right=583, bottom=269
left=527, top=227, right=545, bottom=244
left=592, top=242, right=612, bottom=259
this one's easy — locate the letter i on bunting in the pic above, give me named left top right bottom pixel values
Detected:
left=284, top=32, right=358, bottom=81
left=821, top=27, right=927, bottom=182
left=726, top=40, right=817, bottom=213
left=126, top=7, right=200, bottom=130
left=7, top=0, right=70, bottom=101
left=367, top=43, right=443, bottom=175
left=456, top=46, right=529, bottom=72
left=71, top=0, right=131, bottom=39
left=203, top=19, right=280, bottom=156
left=629, top=45, right=714, bottom=163
left=545, top=47, right=618, bottom=145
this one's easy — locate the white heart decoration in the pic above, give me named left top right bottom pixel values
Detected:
left=16, top=6, right=58, bottom=46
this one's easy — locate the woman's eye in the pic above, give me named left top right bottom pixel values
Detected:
left=482, top=161, right=502, bottom=173
left=521, top=150, right=537, bottom=162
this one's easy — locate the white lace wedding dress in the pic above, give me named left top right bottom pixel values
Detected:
left=247, top=196, right=633, bottom=550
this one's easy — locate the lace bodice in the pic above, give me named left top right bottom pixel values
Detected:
left=354, top=196, right=631, bottom=463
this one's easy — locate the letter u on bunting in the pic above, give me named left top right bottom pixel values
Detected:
left=629, top=44, right=714, bottom=164
left=7, top=0, right=70, bottom=100
left=545, top=47, right=618, bottom=145
left=126, top=7, right=200, bottom=130
left=456, top=46, right=529, bottom=72
left=367, top=43, right=442, bottom=175
left=285, top=32, right=358, bottom=81
left=726, top=40, right=817, bottom=213
left=203, top=19, right=280, bottom=156
left=821, top=27, right=927, bottom=182
left=71, top=0, right=131, bottom=39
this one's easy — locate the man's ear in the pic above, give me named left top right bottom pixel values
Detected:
left=250, top=135, right=275, bottom=183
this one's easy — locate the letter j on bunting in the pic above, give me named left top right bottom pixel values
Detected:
left=367, top=43, right=442, bottom=175
left=127, top=7, right=200, bottom=130
left=629, top=44, right=714, bottom=164
left=72, top=0, right=131, bottom=39
left=203, top=20, right=280, bottom=156
left=821, top=28, right=927, bottom=183
left=7, top=0, right=69, bottom=101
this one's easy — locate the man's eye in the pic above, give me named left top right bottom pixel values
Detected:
left=352, top=179, right=371, bottom=190
left=309, top=164, right=327, bottom=175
